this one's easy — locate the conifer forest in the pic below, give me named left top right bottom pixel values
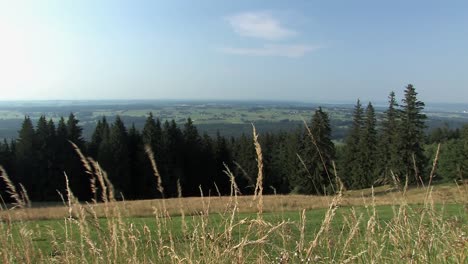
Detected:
left=0, top=85, right=466, bottom=202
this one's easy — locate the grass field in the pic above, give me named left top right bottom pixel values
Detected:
left=1, top=182, right=467, bottom=263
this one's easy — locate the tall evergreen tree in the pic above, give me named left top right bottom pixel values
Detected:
left=295, top=107, right=335, bottom=194
left=398, top=84, right=427, bottom=184
left=89, top=117, right=110, bottom=158
left=231, top=133, right=256, bottom=194
left=342, top=100, right=365, bottom=188
left=213, top=131, right=233, bottom=194
left=107, top=115, right=131, bottom=198
left=35, top=116, right=58, bottom=200
left=66, top=113, right=84, bottom=147
left=358, top=102, right=378, bottom=187
left=64, top=114, right=91, bottom=200
left=378, top=91, right=400, bottom=182
left=272, top=130, right=302, bottom=194
left=141, top=113, right=165, bottom=197
left=127, top=123, right=145, bottom=199
left=15, top=116, right=37, bottom=198
left=142, top=113, right=163, bottom=152
left=161, top=120, right=184, bottom=197
left=182, top=118, right=203, bottom=196
left=54, top=117, right=69, bottom=191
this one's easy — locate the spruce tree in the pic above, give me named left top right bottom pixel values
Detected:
left=231, top=133, right=256, bottom=194
left=55, top=117, right=68, bottom=192
left=398, top=84, right=427, bottom=184
left=64, top=113, right=91, bottom=200
left=378, top=91, right=400, bottom=182
left=128, top=123, right=145, bottom=199
left=15, top=116, right=37, bottom=199
left=342, top=100, right=365, bottom=188
left=141, top=113, right=166, bottom=197
left=66, top=113, right=84, bottom=147
left=296, top=107, right=335, bottom=194
left=359, top=102, right=378, bottom=187
left=182, top=118, right=202, bottom=196
left=35, top=116, right=56, bottom=200
left=213, top=131, right=233, bottom=194
left=273, top=130, right=301, bottom=194
left=162, top=120, right=184, bottom=197
left=108, top=115, right=131, bottom=198
left=142, top=113, right=163, bottom=151
left=89, top=117, right=110, bottom=158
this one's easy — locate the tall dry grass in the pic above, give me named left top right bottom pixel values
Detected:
left=0, top=126, right=466, bottom=263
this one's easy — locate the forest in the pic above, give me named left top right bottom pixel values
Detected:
left=0, top=84, right=467, bottom=202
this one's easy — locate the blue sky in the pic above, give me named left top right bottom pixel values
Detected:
left=0, top=0, right=467, bottom=103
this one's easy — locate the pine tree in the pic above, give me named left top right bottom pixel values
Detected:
left=398, top=84, right=427, bottom=184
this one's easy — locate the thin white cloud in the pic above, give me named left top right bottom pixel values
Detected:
left=225, top=11, right=296, bottom=40
left=220, top=44, right=319, bottom=58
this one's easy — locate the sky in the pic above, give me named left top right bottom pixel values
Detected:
left=0, top=0, right=467, bottom=103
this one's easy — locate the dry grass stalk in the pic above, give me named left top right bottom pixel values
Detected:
left=144, top=144, right=170, bottom=219
left=223, top=164, right=240, bottom=241
left=69, top=141, right=93, bottom=174
left=233, top=161, right=254, bottom=186
left=428, top=143, right=441, bottom=188
left=144, top=145, right=164, bottom=197
left=252, top=124, right=264, bottom=216
left=88, top=159, right=109, bottom=203
left=0, top=165, right=25, bottom=209
left=306, top=186, right=343, bottom=258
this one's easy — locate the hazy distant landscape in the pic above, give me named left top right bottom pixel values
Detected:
left=1, top=100, right=467, bottom=140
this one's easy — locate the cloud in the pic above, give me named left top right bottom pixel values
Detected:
left=225, top=11, right=296, bottom=40
left=220, top=44, right=319, bottom=58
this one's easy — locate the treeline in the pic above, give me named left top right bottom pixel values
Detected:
left=0, top=84, right=467, bottom=202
